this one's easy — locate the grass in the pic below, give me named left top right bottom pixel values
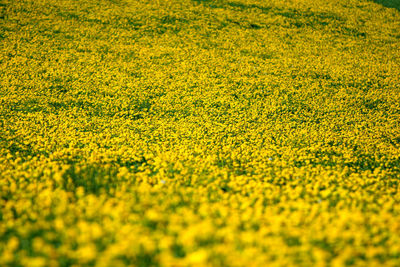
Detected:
left=374, top=0, right=400, bottom=10
left=0, top=0, right=400, bottom=266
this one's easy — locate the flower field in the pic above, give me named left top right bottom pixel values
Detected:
left=1, top=0, right=400, bottom=266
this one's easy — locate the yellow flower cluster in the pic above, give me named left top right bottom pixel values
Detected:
left=1, top=0, right=400, bottom=266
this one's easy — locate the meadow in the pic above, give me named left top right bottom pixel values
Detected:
left=1, top=0, right=400, bottom=266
